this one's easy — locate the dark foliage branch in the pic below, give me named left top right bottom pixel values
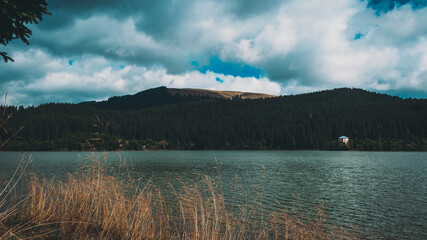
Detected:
left=0, top=0, right=50, bottom=62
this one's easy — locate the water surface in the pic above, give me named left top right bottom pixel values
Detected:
left=1, top=151, right=426, bottom=239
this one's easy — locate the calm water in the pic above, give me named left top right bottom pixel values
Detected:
left=1, top=151, right=426, bottom=239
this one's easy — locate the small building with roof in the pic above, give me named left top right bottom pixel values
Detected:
left=339, top=136, right=349, bottom=144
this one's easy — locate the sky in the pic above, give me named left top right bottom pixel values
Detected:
left=1, top=0, right=427, bottom=106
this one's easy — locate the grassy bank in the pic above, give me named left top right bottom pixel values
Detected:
left=0, top=155, right=358, bottom=239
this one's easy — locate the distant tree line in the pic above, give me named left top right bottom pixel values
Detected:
left=2, top=88, right=427, bottom=151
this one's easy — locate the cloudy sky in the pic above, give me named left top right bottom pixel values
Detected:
left=1, top=0, right=427, bottom=106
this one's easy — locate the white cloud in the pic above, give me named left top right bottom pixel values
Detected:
left=1, top=50, right=281, bottom=105
left=2, top=0, right=427, bottom=105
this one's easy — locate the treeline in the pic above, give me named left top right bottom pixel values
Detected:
left=2, top=88, right=427, bottom=151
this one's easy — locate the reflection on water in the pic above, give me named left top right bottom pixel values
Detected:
left=1, top=151, right=426, bottom=239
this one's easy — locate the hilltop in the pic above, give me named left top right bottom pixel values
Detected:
left=167, top=88, right=277, bottom=99
left=80, top=86, right=277, bottom=111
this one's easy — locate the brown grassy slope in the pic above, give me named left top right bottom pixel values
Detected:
left=168, top=88, right=278, bottom=100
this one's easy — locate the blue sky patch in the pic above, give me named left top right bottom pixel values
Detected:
left=191, top=61, right=199, bottom=67
left=198, top=57, right=263, bottom=79
left=216, top=77, right=224, bottom=83
left=354, top=33, right=364, bottom=40
left=366, top=0, right=427, bottom=14
left=380, top=88, right=427, bottom=98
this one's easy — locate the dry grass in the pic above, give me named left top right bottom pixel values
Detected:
left=168, top=88, right=278, bottom=100
left=0, top=154, right=359, bottom=240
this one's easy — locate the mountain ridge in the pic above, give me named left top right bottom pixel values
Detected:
left=80, top=86, right=278, bottom=111
left=167, top=88, right=277, bottom=99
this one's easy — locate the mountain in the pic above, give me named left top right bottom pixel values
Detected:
left=3, top=88, right=427, bottom=151
left=80, top=86, right=277, bottom=110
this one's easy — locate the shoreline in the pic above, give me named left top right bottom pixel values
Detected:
left=1, top=149, right=425, bottom=152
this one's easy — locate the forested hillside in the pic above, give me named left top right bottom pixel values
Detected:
left=2, top=88, right=427, bottom=151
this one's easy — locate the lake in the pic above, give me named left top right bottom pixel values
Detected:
left=1, top=151, right=426, bottom=239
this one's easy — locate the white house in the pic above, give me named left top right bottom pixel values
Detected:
left=339, top=136, right=349, bottom=144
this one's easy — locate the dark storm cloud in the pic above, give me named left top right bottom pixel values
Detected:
left=24, top=0, right=292, bottom=74
left=26, top=0, right=203, bottom=73
left=41, top=0, right=289, bottom=44
left=47, top=0, right=193, bottom=39
left=132, top=0, right=289, bottom=38
left=133, top=0, right=192, bottom=39
left=40, top=0, right=122, bottom=29
left=228, top=0, right=286, bottom=18
left=42, top=0, right=196, bottom=37
left=259, top=50, right=321, bottom=86
left=47, top=0, right=120, bottom=12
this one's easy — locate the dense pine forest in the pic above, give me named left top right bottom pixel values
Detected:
left=2, top=87, right=427, bottom=151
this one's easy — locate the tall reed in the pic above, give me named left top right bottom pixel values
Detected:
left=1, top=154, right=358, bottom=239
